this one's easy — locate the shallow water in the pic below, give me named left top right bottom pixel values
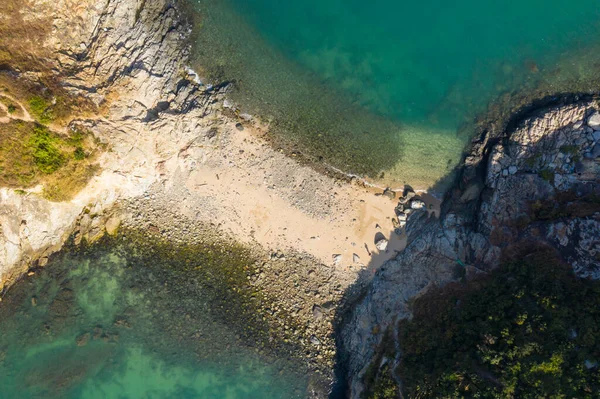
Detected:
left=0, top=238, right=307, bottom=399
left=190, top=0, right=600, bottom=187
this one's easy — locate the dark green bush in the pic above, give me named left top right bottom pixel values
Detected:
left=391, top=250, right=600, bottom=398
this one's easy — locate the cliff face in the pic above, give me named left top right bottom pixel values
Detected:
left=340, top=101, right=600, bottom=398
left=0, top=0, right=224, bottom=289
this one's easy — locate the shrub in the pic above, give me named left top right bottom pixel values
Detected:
left=28, top=126, right=64, bottom=173
left=393, top=250, right=600, bottom=398
left=73, top=147, right=86, bottom=160
left=0, top=121, right=101, bottom=200
left=28, top=96, right=54, bottom=124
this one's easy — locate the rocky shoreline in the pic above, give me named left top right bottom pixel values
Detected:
left=0, top=1, right=599, bottom=398
left=0, top=0, right=406, bottom=396
left=337, top=98, right=600, bottom=398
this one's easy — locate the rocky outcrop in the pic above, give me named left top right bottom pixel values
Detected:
left=1, top=2, right=397, bottom=394
left=0, top=0, right=223, bottom=290
left=339, top=100, right=600, bottom=398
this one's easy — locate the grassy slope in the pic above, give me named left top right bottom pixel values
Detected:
left=0, top=2, right=102, bottom=201
left=0, top=120, right=101, bottom=201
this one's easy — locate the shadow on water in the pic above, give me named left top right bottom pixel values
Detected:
left=328, top=88, right=600, bottom=398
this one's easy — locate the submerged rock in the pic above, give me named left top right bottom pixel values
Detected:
left=75, top=332, right=90, bottom=347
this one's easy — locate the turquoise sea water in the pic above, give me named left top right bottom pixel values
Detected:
left=0, top=238, right=307, bottom=399
left=191, top=0, right=600, bottom=187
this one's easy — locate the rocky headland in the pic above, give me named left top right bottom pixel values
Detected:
left=0, top=1, right=598, bottom=398
left=338, top=100, right=600, bottom=397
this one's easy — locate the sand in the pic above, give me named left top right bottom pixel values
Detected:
left=154, top=115, right=440, bottom=276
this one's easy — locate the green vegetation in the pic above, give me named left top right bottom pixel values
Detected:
left=531, top=191, right=600, bottom=221
left=28, top=125, right=64, bottom=173
left=362, top=328, right=400, bottom=399
left=524, top=154, right=540, bottom=169
left=538, top=168, right=555, bottom=184
left=73, top=146, right=86, bottom=160
left=559, top=145, right=579, bottom=156
left=0, top=121, right=100, bottom=201
left=366, top=250, right=600, bottom=398
left=27, top=96, right=54, bottom=124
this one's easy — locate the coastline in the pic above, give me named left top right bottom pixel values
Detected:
left=0, top=1, right=598, bottom=398
left=0, top=1, right=426, bottom=395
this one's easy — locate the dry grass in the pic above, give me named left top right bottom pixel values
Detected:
left=0, top=72, right=98, bottom=125
left=0, top=0, right=51, bottom=70
left=0, top=2, right=103, bottom=201
left=0, top=2, right=98, bottom=124
left=0, top=121, right=101, bottom=201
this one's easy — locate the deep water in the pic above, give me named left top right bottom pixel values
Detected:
left=190, top=0, right=600, bottom=187
left=0, top=236, right=307, bottom=399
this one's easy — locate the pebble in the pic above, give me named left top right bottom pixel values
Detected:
left=312, top=305, right=323, bottom=320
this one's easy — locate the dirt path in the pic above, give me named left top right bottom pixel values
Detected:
left=0, top=93, right=34, bottom=124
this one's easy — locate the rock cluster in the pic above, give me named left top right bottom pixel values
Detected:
left=392, top=187, right=429, bottom=233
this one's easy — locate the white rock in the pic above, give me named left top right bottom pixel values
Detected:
left=332, top=254, right=342, bottom=266
left=587, top=112, right=600, bottom=130
left=375, top=238, right=388, bottom=252
left=410, top=200, right=426, bottom=210
left=585, top=360, right=598, bottom=370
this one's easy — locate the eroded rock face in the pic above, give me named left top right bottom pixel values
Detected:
left=340, top=101, right=600, bottom=398
left=0, top=0, right=222, bottom=289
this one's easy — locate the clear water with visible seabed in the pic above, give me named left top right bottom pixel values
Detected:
left=0, top=237, right=307, bottom=399
left=191, top=0, right=600, bottom=188
left=4, top=3, right=600, bottom=398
